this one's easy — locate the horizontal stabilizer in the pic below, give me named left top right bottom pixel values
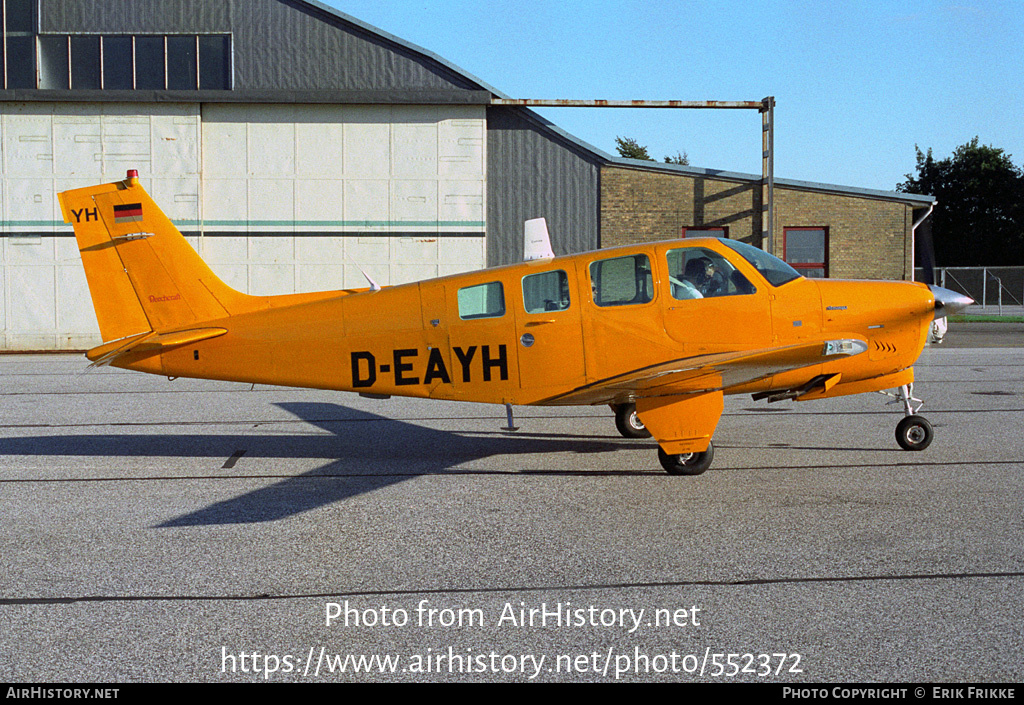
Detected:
left=87, top=327, right=227, bottom=367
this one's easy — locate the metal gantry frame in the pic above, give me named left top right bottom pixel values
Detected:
left=491, top=96, right=777, bottom=254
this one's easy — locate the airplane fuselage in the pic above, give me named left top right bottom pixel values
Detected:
left=111, top=238, right=935, bottom=407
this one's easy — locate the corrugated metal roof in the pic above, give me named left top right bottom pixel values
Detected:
left=33, top=0, right=497, bottom=95
left=607, top=157, right=936, bottom=205
left=296, top=0, right=510, bottom=98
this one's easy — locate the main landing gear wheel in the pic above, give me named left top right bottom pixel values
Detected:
left=658, top=442, right=714, bottom=476
left=895, top=415, right=933, bottom=451
left=614, top=403, right=651, bottom=439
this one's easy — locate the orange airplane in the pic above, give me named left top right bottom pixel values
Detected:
left=58, top=171, right=972, bottom=475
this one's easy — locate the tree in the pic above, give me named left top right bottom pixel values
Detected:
left=615, top=136, right=652, bottom=161
left=898, top=137, right=1024, bottom=266
left=616, top=137, right=690, bottom=165
left=664, top=151, right=690, bottom=166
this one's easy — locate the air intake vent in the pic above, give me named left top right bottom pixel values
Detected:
left=869, top=338, right=898, bottom=360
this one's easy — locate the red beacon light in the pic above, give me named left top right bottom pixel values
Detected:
left=127, top=169, right=139, bottom=179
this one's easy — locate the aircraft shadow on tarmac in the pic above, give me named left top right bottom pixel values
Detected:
left=2, top=402, right=632, bottom=526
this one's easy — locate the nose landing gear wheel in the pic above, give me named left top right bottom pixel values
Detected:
left=658, top=442, right=714, bottom=475
left=614, top=403, right=652, bottom=439
left=895, top=415, right=933, bottom=451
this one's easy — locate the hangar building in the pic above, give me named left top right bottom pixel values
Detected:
left=0, top=0, right=935, bottom=350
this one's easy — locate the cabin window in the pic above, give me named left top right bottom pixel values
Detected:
left=589, top=254, right=652, bottom=307
left=458, top=282, right=505, bottom=320
left=522, top=270, right=569, bottom=314
left=720, top=239, right=801, bottom=287
left=665, top=247, right=755, bottom=300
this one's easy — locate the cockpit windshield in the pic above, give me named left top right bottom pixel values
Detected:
left=721, top=239, right=801, bottom=287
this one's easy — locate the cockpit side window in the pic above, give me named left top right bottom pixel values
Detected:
left=720, top=239, right=801, bottom=287
left=589, top=254, right=653, bottom=307
left=522, top=270, right=570, bottom=313
left=665, top=247, right=755, bottom=300
left=457, top=281, right=505, bottom=319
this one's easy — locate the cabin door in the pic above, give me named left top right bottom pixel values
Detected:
left=512, top=262, right=586, bottom=398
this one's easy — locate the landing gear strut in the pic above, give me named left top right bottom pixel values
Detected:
left=885, top=384, right=933, bottom=451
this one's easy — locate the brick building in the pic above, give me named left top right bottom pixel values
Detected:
left=601, top=161, right=931, bottom=281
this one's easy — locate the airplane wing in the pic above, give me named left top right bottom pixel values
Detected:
left=536, top=338, right=867, bottom=406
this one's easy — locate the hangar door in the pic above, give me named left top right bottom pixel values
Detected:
left=200, top=103, right=487, bottom=297
left=0, top=102, right=201, bottom=350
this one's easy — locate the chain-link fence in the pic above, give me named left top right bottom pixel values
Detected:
left=914, top=267, right=1024, bottom=313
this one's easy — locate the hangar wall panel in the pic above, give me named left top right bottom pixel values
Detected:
left=0, top=106, right=164, bottom=346
left=200, top=102, right=486, bottom=298
left=486, top=107, right=600, bottom=267
left=1, top=103, right=203, bottom=349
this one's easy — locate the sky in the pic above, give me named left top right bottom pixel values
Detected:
left=322, top=0, right=1023, bottom=193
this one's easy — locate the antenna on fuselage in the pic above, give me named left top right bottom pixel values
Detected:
left=524, top=218, right=555, bottom=261
left=344, top=255, right=381, bottom=292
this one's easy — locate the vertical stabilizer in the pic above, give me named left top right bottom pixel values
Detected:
left=59, top=171, right=257, bottom=341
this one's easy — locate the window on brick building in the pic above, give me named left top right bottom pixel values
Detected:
left=783, top=227, right=828, bottom=278
left=682, top=227, right=728, bottom=238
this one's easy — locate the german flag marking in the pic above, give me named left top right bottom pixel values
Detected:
left=114, top=203, right=143, bottom=224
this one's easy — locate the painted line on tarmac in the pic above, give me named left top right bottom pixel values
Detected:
left=1, top=458, right=1022, bottom=484
left=4, top=570, right=1024, bottom=606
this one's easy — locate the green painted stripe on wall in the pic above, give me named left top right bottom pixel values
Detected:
left=2, top=220, right=484, bottom=228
